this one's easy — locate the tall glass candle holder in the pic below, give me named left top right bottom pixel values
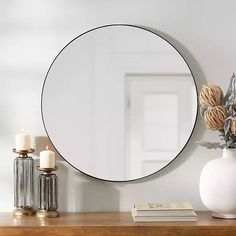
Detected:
left=36, top=166, right=59, bottom=218
left=13, top=148, right=35, bottom=216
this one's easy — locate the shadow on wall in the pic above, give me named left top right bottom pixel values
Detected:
left=34, top=136, right=63, bottom=161
left=73, top=172, right=120, bottom=212
left=57, top=162, right=69, bottom=211
left=145, top=26, right=207, bottom=89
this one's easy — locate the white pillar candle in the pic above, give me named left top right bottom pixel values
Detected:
left=40, top=146, right=55, bottom=168
left=15, top=130, right=31, bottom=151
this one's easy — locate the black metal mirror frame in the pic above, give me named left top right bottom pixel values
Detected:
left=41, top=24, right=198, bottom=182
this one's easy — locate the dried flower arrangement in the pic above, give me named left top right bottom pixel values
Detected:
left=199, top=73, right=236, bottom=149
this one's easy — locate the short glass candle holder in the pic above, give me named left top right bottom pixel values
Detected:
left=13, top=148, right=35, bottom=216
left=36, top=166, right=59, bottom=218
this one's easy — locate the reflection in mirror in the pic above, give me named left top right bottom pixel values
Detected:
left=42, top=25, right=197, bottom=181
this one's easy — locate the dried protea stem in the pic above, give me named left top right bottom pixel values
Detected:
left=199, top=84, right=223, bottom=108
left=231, top=117, right=236, bottom=135
left=233, top=99, right=236, bottom=111
left=203, top=105, right=227, bottom=131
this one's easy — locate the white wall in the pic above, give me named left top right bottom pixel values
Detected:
left=0, top=0, right=235, bottom=212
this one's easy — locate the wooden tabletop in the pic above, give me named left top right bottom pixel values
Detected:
left=0, top=211, right=236, bottom=236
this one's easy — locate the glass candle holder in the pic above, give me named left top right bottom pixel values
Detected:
left=36, top=166, right=59, bottom=218
left=13, top=148, right=35, bottom=216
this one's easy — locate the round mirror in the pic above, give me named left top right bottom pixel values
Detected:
left=42, top=24, right=197, bottom=181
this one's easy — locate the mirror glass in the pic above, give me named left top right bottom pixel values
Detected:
left=42, top=25, right=197, bottom=181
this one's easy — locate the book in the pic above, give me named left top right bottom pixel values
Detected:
left=131, top=202, right=197, bottom=222
left=132, top=208, right=196, bottom=217
left=134, top=202, right=194, bottom=211
left=132, top=214, right=197, bottom=222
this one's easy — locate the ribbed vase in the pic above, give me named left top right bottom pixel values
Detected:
left=38, top=172, right=58, bottom=211
left=14, top=156, right=35, bottom=211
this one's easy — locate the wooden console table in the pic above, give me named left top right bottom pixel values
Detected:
left=0, top=211, right=236, bottom=236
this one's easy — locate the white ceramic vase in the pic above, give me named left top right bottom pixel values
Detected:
left=199, top=148, right=236, bottom=218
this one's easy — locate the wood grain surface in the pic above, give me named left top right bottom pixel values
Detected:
left=0, top=211, right=235, bottom=236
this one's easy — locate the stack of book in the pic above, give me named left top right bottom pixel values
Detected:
left=131, top=202, right=197, bottom=222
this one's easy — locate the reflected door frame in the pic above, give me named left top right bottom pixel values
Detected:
left=108, top=54, right=193, bottom=180
left=126, top=74, right=195, bottom=178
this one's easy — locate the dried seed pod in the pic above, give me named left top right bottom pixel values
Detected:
left=203, top=105, right=227, bottom=131
left=199, top=84, right=223, bottom=108
left=231, top=117, right=236, bottom=135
